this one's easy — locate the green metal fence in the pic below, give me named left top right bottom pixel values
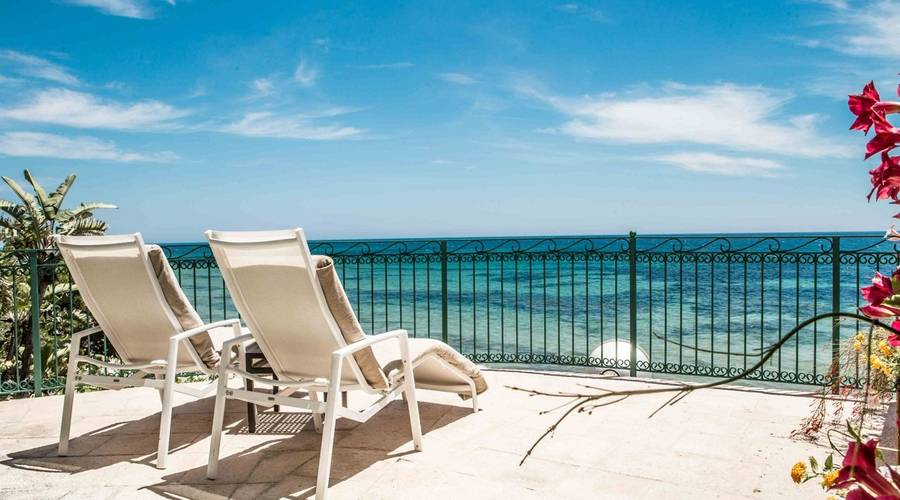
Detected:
left=0, top=233, right=893, bottom=397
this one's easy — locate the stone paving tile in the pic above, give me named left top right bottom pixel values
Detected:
left=0, top=370, right=873, bottom=499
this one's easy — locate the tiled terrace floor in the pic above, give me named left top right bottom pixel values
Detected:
left=0, top=370, right=872, bottom=499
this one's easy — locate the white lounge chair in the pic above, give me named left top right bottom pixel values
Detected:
left=205, top=229, right=425, bottom=500
left=54, top=233, right=249, bottom=469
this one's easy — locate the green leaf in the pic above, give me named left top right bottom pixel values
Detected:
left=58, top=202, right=117, bottom=221
left=2, top=175, right=34, bottom=207
left=47, top=174, right=76, bottom=215
left=23, top=169, right=53, bottom=219
left=809, top=455, right=819, bottom=473
left=824, top=453, right=833, bottom=470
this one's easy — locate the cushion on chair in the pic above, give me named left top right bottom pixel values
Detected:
left=313, top=255, right=390, bottom=389
left=374, top=337, right=488, bottom=398
left=146, top=245, right=221, bottom=368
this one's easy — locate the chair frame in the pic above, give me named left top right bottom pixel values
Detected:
left=205, top=229, right=423, bottom=500
left=54, top=234, right=247, bottom=469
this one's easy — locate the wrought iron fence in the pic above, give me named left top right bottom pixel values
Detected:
left=0, top=233, right=894, bottom=397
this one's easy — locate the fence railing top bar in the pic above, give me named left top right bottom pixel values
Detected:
left=1, top=233, right=895, bottom=259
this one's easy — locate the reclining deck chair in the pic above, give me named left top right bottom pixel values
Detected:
left=54, top=233, right=249, bottom=469
left=206, top=229, right=425, bottom=500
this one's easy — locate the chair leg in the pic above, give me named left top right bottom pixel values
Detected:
left=402, top=380, right=423, bottom=451
left=156, top=342, right=179, bottom=470
left=471, top=389, right=479, bottom=413
left=206, top=368, right=230, bottom=479
left=397, top=340, right=422, bottom=451
left=245, top=379, right=257, bottom=433
left=309, top=391, right=323, bottom=433
left=272, top=374, right=280, bottom=413
left=315, top=380, right=340, bottom=500
left=58, top=357, right=78, bottom=456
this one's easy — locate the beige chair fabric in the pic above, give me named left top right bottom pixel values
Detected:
left=375, top=338, right=488, bottom=397
left=313, top=255, right=487, bottom=397
left=313, top=256, right=389, bottom=389
left=146, top=245, right=220, bottom=368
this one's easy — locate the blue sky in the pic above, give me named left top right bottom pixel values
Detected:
left=0, top=0, right=898, bottom=242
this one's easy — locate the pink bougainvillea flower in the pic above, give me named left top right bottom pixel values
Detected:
left=888, top=319, right=900, bottom=347
left=868, top=153, right=900, bottom=201
left=850, top=81, right=882, bottom=133
left=866, top=113, right=900, bottom=159
left=831, top=439, right=900, bottom=497
left=874, top=101, right=900, bottom=115
left=862, top=270, right=896, bottom=304
left=859, top=268, right=900, bottom=318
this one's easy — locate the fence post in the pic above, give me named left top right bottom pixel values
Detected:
left=831, top=236, right=841, bottom=393
left=628, top=232, right=638, bottom=377
left=29, top=251, right=42, bottom=397
left=440, top=241, right=449, bottom=345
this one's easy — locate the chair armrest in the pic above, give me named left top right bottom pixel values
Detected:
left=222, top=332, right=254, bottom=352
left=71, top=326, right=104, bottom=343
left=69, top=326, right=104, bottom=356
left=332, top=329, right=408, bottom=360
left=169, top=318, right=241, bottom=343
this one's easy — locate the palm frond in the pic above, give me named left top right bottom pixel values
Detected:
left=60, top=217, right=108, bottom=236
left=57, top=202, right=117, bottom=223
left=23, top=170, right=53, bottom=220
left=46, top=174, right=77, bottom=218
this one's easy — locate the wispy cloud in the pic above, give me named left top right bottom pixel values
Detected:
left=833, top=1, right=900, bottom=58
left=654, top=152, right=785, bottom=177
left=351, top=62, right=415, bottom=70
left=221, top=111, right=363, bottom=140
left=1, top=88, right=188, bottom=130
left=0, top=50, right=79, bottom=85
left=798, top=0, right=900, bottom=58
left=250, top=78, right=275, bottom=97
left=558, top=3, right=607, bottom=22
left=62, top=0, right=161, bottom=19
left=293, top=59, right=319, bottom=87
left=0, top=131, right=177, bottom=162
left=438, top=72, right=477, bottom=85
left=515, top=79, right=852, bottom=158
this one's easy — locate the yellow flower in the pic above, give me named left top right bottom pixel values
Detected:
left=853, top=340, right=863, bottom=352
left=856, top=333, right=866, bottom=343
left=790, top=461, right=807, bottom=484
left=879, top=340, right=894, bottom=358
left=821, top=470, right=839, bottom=489
left=825, top=497, right=838, bottom=500
left=870, top=355, right=884, bottom=371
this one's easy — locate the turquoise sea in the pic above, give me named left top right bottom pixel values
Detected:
left=163, top=232, right=894, bottom=386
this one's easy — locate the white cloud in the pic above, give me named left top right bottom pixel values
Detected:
left=516, top=80, right=852, bottom=158
left=654, top=152, right=785, bottom=177
left=834, top=1, right=900, bottom=58
left=558, top=3, right=606, bottom=22
left=250, top=78, right=275, bottom=97
left=293, top=60, right=319, bottom=87
left=1, top=88, right=188, bottom=130
left=352, top=62, right=415, bottom=70
left=0, top=50, right=79, bottom=85
left=221, top=111, right=362, bottom=140
left=798, top=0, right=900, bottom=58
left=438, top=72, right=477, bottom=85
left=62, top=0, right=154, bottom=19
left=0, top=132, right=176, bottom=162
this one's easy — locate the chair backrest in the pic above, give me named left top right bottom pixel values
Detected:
left=206, top=228, right=367, bottom=385
left=55, top=233, right=198, bottom=368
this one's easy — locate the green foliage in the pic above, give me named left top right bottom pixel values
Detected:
left=0, top=169, right=116, bottom=250
left=0, top=169, right=115, bottom=396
